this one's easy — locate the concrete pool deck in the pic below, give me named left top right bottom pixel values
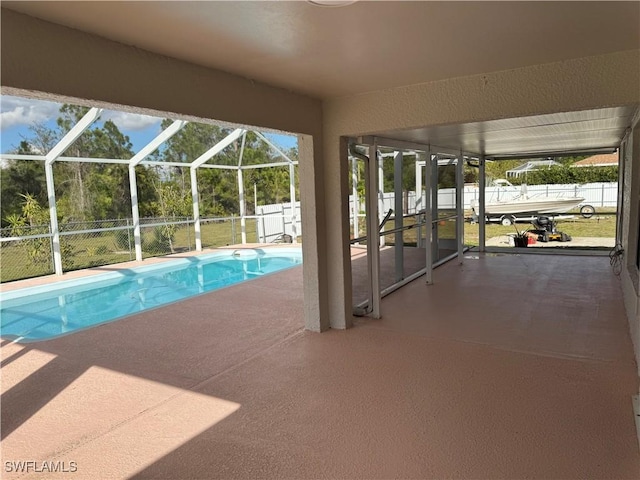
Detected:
left=1, top=251, right=638, bottom=478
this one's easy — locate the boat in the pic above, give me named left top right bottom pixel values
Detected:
left=470, top=179, right=585, bottom=218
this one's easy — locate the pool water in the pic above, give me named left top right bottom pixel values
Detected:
left=0, top=248, right=302, bottom=342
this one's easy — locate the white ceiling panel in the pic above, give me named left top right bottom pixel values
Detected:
left=378, top=106, right=638, bottom=157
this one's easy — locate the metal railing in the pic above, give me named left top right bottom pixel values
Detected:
left=350, top=211, right=427, bottom=245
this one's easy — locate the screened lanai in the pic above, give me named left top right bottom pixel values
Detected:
left=347, top=104, right=636, bottom=319
left=0, top=103, right=300, bottom=282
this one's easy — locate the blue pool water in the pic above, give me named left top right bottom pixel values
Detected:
left=0, top=248, right=302, bottom=342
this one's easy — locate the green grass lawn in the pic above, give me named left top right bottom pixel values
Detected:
left=0, top=219, right=260, bottom=283
left=464, top=213, right=616, bottom=246
left=1, top=211, right=615, bottom=283
left=373, top=210, right=617, bottom=248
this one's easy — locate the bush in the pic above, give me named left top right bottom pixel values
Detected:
left=142, top=226, right=174, bottom=254
left=527, top=165, right=618, bottom=185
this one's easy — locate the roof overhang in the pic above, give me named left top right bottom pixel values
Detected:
left=371, top=105, right=639, bottom=159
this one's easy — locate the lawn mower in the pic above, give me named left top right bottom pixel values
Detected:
left=529, top=216, right=572, bottom=243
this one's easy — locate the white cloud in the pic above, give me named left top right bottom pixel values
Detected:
left=0, top=96, right=162, bottom=134
left=0, top=96, right=61, bottom=131
left=102, top=111, right=162, bottom=131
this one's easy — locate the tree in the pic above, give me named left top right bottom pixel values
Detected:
left=2, top=104, right=145, bottom=222
left=1, top=141, right=48, bottom=226
left=4, top=194, right=54, bottom=265
left=51, top=106, right=136, bottom=221
left=527, top=164, right=618, bottom=184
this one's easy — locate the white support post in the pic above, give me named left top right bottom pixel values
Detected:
left=191, top=167, right=202, bottom=251
left=367, top=143, right=381, bottom=318
left=415, top=160, right=423, bottom=213
left=44, top=163, right=62, bottom=275
left=425, top=150, right=434, bottom=285
left=289, top=162, right=298, bottom=243
left=393, top=151, right=404, bottom=283
left=254, top=182, right=258, bottom=222
left=237, top=133, right=247, bottom=245
left=352, top=158, right=359, bottom=242
left=129, top=120, right=188, bottom=261
left=44, top=107, right=103, bottom=275
left=416, top=160, right=423, bottom=248
left=126, top=165, right=142, bottom=261
left=238, top=168, right=247, bottom=244
left=457, top=150, right=464, bottom=263
left=479, top=155, right=486, bottom=252
left=378, top=152, right=386, bottom=247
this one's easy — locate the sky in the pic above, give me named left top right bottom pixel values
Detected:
left=0, top=95, right=297, bottom=155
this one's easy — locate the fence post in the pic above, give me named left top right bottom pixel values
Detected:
left=126, top=218, right=133, bottom=260
left=231, top=216, right=236, bottom=245
left=48, top=224, right=55, bottom=273
left=289, top=163, right=298, bottom=243
left=601, top=183, right=605, bottom=207
left=187, top=218, right=192, bottom=251
left=281, top=204, right=287, bottom=238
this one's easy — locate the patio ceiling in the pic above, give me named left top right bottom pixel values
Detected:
left=3, top=1, right=639, bottom=100
left=3, top=1, right=639, bottom=158
left=374, top=105, right=639, bottom=158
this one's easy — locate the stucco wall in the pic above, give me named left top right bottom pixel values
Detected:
left=322, top=50, right=640, bottom=329
left=621, top=120, right=640, bottom=375
left=0, top=9, right=322, bottom=136
left=1, top=9, right=329, bottom=332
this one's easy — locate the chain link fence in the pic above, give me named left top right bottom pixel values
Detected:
left=0, top=224, right=55, bottom=282
left=0, top=216, right=259, bottom=283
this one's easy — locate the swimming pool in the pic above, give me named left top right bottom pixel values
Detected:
left=0, top=248, right=302, bottom=343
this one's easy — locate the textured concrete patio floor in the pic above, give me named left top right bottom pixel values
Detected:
left=1, top=253, right=638, bottom=479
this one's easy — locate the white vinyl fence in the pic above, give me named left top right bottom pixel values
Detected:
left=374, top=182, right=618, bottom=213
left=250, top=182, right=618, bottom=242
left=256, top=202, right=302, bottom=243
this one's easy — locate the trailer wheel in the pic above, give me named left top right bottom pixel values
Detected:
left=501, top=215, right=515, bottom=226
left=580, top=205, right=595, bottom=218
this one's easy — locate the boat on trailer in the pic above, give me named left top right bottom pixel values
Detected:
left=471, top=179, right=587, bottom=225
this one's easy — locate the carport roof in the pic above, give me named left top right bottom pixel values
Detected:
left=371, top=105, right=639, bottom=158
